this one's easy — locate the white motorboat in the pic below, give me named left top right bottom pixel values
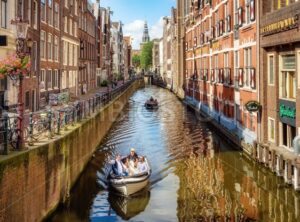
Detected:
left=108, top=158, right=151, bottom=196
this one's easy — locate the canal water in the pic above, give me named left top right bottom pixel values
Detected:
left=48, top=86, right=300, bottom=222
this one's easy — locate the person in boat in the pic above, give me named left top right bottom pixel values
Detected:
left=137, top=156, right=148, bottom=173
left=112, top=154, right=128, bottom=177
left=149, top=96, right=154, bottom=102
left=129, top=159, right=140, bottom=175
left=127, top=148, right=138, bottom=162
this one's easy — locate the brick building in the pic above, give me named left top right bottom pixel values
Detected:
left=40, top=0, right=61, bottom=108
left=184, top=0, right=258, bottom=151
left=258, top=0, right=300, bottom=187
left=61, top=0, right=79, bottom=98
left=0, top=0, right=40, bottom=112
left=123, top=36, right=132, bottom=81
left=78, top=0, right=97, bottom=95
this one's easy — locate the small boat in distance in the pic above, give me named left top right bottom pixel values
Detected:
left=145, top=97, right=158, bottom=109
left=108, top=157, right=151, bottom=196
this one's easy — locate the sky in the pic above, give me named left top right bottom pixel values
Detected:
left=99, top=0, right=176, bottom=49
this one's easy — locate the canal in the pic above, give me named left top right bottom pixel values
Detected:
left=48, top=86, right=300, bottom=222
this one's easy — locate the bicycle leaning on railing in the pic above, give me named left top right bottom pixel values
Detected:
left=0, top=78, right=139, bottom=155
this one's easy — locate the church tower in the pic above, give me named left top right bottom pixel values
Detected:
left=142, top=21, right=150, bottom=43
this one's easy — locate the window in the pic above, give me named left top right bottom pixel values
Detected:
left=69, top=18, right=73, bottom=35
left=47, top=34, right=52, bottom=60
left=268, top=54, right=275, bottom=85
left=31, top=41, right=37, bottom=73
left=281, top=123, right=296, bottom=149
left=69, top=43, right=73, bottom=65
left=64, top=17, right=68, bottom=33
left=47, top=70, right=52, bottom=89
left=74, top=22, right=77, bottom=37
left=244, top=47, right=252, bottom=87
left=74, top=45, right=77, bottom=66
left=40, top=69, right=46, bottom=89
left=32, top=1, right=38, bottom=29
left=54, top=2, right=59, bottom=29
left=1, top=0, right=7, bottom=28
left=25, top=91, right=30, bottom=110
left=268, top=118, right=275, bottom=142
left=65, top=0, right=68, bottom=8
left=75, top=0, right=78, bottom=15
left=280, top=54, right=296, bottom=99
left=63, top=41, right=68, bottom=65
left=54, top=36, right=58, bottom=61
left=41, top=31, right=46, bottom=59
left=48, top=0, right=53, bottom=26
left=41, top=0, right=46, bottom=21
left=245, top=0, right=251, bottom=24
left=53, top=70, right=59, bottom=88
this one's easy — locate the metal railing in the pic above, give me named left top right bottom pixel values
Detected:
left=0, top=78, right=138, bottom=155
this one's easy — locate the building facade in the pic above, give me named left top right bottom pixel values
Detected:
left=111, top=21, right=123, bottom=80
left=61, top=0, right=79, bottom=98
left=184, top=0, right=258, bottom=153
left=258, top=0, right=300, bottom=189
left=163, top=16, right=172, bottom=88
left=123, top=36, right=132, bottom=81
left=78, top=0, right=97, bottom=95
left=40, top=0, right=61, bottom=108
left=152, top=38, right=160, bottom=74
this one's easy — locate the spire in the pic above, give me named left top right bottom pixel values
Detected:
left=142, top=21, right=150, bottom=43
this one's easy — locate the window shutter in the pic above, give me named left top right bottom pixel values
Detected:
left=250, top=0, right=255, bottom=21
left=238, top=7, right=243, bottom=27
left=227, top=15, right=231, bottom=32
left=250, top=68, right=256, bottom=88
left=211, top=69, right=215, bottom=82
left=238, top=68, right=243, bottom=86
left=211, top=26, right=215, bottom=39
left=219, top=20, right=224, bottom=35
left=220, top=68, right=224, bottom=83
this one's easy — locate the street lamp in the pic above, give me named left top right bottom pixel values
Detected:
left=12, top=16, right=29, bottom=150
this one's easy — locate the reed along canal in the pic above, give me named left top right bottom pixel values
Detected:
left=48, top=86, right=300, bottom=222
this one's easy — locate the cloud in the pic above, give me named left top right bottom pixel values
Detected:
left=150, top=17, right=164, bottom=40
left=123, top=17, right=165, bottom=50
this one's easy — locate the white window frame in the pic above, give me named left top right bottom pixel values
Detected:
left=40, top=31, right=46, bottom=60
left=47, top=33, right=53, bottom=61
left=268, top=54, right=275, bottom=86
left=279, top=53, right=296, bottom=100
left=244, top=47, right=252, bottom=88
left=268, top=117, right=275, bottom=142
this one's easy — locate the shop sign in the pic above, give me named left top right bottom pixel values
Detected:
left=261, top=15, right=299, bottom=36
left=245, top=100, right=261, bottom=112
left=279, top=99, right=296, bottom=127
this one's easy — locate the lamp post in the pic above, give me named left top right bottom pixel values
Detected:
left=12, top=16, right=29, bottom=150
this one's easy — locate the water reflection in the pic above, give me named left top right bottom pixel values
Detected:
left=48, top=86, right=300, bottom=222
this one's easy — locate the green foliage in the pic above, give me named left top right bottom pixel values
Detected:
left=132, top=54, right=141, bottom=68
left=100, top=80, right=108, bottom=87
left=140, top=41, right=153, bottom=70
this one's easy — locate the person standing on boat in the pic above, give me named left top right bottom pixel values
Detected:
left=127, top=148, right=138, bottom=162
left=112, top=154, right=128, bottom=176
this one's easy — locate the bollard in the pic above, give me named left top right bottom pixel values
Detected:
left=64, top=112, right=68, bottom=131
left=57, top=112, right=61, bottom=135
left=28, top=113, right=34, bottom=146
left=72, top=108, right=75, bottom=126
left=3, top=113, right=9, bottom=155
left=48, top=110, right=53, bottom=139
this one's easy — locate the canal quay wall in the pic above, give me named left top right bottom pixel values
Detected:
left=183, top=96, right=300, bottom=192
left=0, top=79, right=144, bottom=222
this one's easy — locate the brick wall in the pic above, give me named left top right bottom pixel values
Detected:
left=0, top=80, right=144, bottom=222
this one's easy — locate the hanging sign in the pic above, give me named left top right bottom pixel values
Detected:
left=245, top=100, right=261, bottom=112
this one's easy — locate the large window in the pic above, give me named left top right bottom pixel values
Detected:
left=33, top=1, right=37, bottom=29
left=53, top=70, right=59, bottom=88
left=268, top=54, right=275, bottom=85
left=48, top=0, right=53, bottom=26
left=41, top=31, right=46, bottom=59
left=244, top=47, right=252, bottom=88
left=268, top=118, right=275, bottom=142
left=41, top=0, right=46, bottom=21
left=63, top=41, right=68, bottom=65
left=1, top=0, right=7, bottom=28
left=54, top=36, right=58, bottom=61
left=54, top=2, right=59, bottom=29
left=280, top=123, right=296, bottom=149
left=47, top=70, right=52, bottom=89
left=47, top=34, right=52, bottom=60
left=280, top=54, right=296, bottom=99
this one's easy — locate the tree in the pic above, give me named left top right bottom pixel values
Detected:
left=132, top=54, right=141, bottom=69
left=140, top=41, right=153, bottom=71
